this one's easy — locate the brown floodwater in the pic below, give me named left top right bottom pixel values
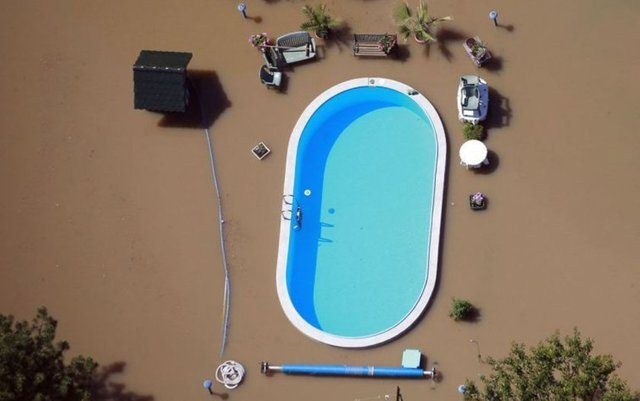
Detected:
left=1, top=1, right=639, bottom=400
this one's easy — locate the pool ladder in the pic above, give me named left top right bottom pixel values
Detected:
left=282, top=194, right=302, bottom=230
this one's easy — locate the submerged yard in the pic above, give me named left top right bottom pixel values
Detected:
left=0, top=1, right=638, bottom=400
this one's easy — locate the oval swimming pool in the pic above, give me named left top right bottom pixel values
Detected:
left=276, top=78, right=446, bottom=347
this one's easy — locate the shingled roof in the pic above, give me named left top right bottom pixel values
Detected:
left=133, top=50, right=193, bottom=112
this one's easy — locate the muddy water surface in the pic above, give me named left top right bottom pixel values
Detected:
left=1, top=1, right=639, bottom=400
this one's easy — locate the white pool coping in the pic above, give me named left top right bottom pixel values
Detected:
left=276, top=77, right=447, bottom=348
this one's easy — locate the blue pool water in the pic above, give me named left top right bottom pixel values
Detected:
left=286, top=86, right=438, bottom=338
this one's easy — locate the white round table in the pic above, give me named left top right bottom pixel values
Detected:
left=459, top=140, right=488, bottom=168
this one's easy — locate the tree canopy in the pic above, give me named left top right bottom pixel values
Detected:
left=0, top=307, right=97, bottom=401
left=463, top=329, right=639, bottom=401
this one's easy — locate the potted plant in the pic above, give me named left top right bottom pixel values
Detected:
left=463, top=122, right=484, bottom=140
left=394, top=1, right=452, bottom=44
left=300, top=4, right=339, bottom=39
left=249, top=33, right=271, bottom=48
left=470, top=40, right=486, bottom=58
left=469, top=192, right=486, bottom=210
left=463, top=37, right=492, bottom=66
left=377, top=34, right=398, bottom=54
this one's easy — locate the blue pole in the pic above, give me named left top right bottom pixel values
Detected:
left=237, top=2, right=247, bottom=19
left=261, top=362, right=434, bottom=378
left=489, top=10, right=499, bottom=27
left=283, top=364, right=426, bottom=377
left=202, top=379, right=213, bottom=394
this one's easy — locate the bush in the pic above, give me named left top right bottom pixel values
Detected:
left=0, top=307, right=98, bottom=401
left=463, top=330, right=640, bottom=401
left=463, top=123, right=484, bottom=140
left=449, top=298, right=474, bottom=320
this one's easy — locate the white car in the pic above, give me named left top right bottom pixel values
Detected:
left=457, top=75, right=489, bottom=124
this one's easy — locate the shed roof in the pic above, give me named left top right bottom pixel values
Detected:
left=134, top=50, right=192, bottom=72
left=133, top=50, right=192, bottom=112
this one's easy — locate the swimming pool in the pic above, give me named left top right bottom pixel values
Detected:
left=276, top=78, right=446, bottom=347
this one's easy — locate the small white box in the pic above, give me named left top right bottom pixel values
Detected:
left=401, top=349, right=422, bottom=368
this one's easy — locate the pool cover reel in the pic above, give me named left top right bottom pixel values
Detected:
left=260, top=361, right=437, bottom=379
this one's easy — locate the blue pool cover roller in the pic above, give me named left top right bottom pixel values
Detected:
left=260, top=361, right=437, bottom=379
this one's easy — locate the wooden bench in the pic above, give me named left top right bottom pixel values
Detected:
left=353, top=34, right=397, bottom=57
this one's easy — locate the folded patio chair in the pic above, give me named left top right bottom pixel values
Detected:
left=262, top=46, right=284, bottom=71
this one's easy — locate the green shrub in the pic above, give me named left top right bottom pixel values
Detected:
left=463, top=122, right=484, bottom=140
left=463, top=330, right=640, bottom=401
left=449, top=298, right=474, bottom=320
left=0, top=307, right=98, bottom=401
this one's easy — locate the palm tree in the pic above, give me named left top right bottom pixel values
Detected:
left=394, top=1, right=452, bottom=44
left=300, top=4, right=339, bottom=39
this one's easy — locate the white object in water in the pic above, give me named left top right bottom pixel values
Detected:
left=401, top=349, right=422, bottom=368
left=304, top=189, right=311, bottom=196
left=457, top=75, right=489, bottom=124
left=459, top=140, right=488, bottom=169
left=215, top=360, right=245, bottom=389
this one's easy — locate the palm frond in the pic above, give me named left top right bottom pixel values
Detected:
left=300, top=21, right=317, bottom=31
left=397, top=24, right=413, bottom=41
left=326, top=18, right=340, bottom=29
left=432, top=15, right=453, bottom=23
left=393, top=2, right=411, bottom=22
left=301, top=5, right=314, bottom=20
left=416, top=1, right=427, bottom=23
left=300, top=4, right=338, bottom=33
left=417, top=29, right=435, bottom=43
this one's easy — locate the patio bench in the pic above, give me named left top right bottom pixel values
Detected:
left=353, top=34, right=397, bottom=57
left=275, top=31, right=316, bottom=65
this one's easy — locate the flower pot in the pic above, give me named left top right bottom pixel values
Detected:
left=315, top=29, right=329, bottom=39
left=469, top=194, right=487, bottom=210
